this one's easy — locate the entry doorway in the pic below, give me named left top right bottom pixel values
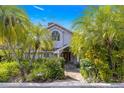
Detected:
left=61, top=52, right=71, bottom=62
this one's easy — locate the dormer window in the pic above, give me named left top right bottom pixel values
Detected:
left=52, top=31, right=60, bottom=41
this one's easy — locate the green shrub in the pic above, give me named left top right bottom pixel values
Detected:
left=36, top=57, right=65, bottom=68
left=80, top=59, right=96, bottom=82
left=43, top=59, right=64, bottom=80
left=0, top=61, right=20, bottom=82
left=26, top=67, right=47, bottom=82
left=80, top=58, right=112, bottom=82
left=111, top=53, right=124, bottom=82
left=96, top=61, right=112, bottom=82
left=0, top=68, right=10, bottom=82
left=27, top=57, right=65, bottom=82
left=52, top=57, right=65, bottom=69
left=21, top=61, right=31, bottom=73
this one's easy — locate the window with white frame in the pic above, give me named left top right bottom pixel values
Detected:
left=52, top=31, right=60, bottom=41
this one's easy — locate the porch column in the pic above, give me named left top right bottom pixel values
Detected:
left=57, top=51, right=60, bottom=57
left=57, top=50, right=62, bottom=58
left=77, top=55, right=80, bottom=63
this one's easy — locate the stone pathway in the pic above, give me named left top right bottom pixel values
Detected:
left=65, top=71, right=86, bottom=83
left=64, top=63, right=86, bottom=83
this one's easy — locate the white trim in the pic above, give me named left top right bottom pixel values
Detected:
left=53, top=44, right=69, bottom=54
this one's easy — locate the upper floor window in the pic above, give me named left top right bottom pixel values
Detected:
left=52, top=31, right=60, bottom=41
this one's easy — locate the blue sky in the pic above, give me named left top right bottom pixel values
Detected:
left=19, top=5, right=87, bottom=30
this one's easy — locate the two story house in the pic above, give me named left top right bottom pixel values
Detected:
left=47, top=22, right=77, bottom=64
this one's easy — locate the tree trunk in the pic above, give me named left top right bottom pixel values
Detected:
left=105, top=38, right=113, bottom=70
left=28, top=48, right=38, bottom=73
left=32, top=48, right=38, bottom=61
left=107, top=47, right=113, bottom=70
left=29, top=49, right=38, bottom=65
left=27, top=47, right=31, bottom=60
left=18, top=60, right=26, bottom=82
left=9, top=43, right=26, bottom=82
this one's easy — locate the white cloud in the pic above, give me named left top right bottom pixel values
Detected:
left=33, top=5, right=44, bottom=11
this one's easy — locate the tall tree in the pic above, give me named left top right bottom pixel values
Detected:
left=28, top=24, right=53, bottom=68
left=0, top=6, right=31, bottom=81
left=71, top=6, right=124, bottom=82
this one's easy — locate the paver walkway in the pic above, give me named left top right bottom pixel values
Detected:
left=64, top=63, right=86, bottom=83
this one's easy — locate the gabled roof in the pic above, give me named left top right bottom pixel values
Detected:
left=47, top=22, right=73, bottom=34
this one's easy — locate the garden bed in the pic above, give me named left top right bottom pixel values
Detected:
left=0, top=57, right=65, bottom=83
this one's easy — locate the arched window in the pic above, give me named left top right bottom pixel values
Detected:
left=52, top=31, right=60, bottom=41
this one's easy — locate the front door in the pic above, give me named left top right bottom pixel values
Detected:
left=62, top=52, right=71, bottom=62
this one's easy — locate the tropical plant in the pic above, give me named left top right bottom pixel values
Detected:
left=0, top=6, right=54, bottom=81
left=26, top=57, right=65, bottom=82
left=71, top=5, right=124, bottom=82
left=0, top=5, right=31, bottom=81
left=0, top=61, right=20, bottom=82
left=28, top=24, right=53, bottom=68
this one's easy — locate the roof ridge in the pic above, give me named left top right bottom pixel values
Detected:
left=47, top=22, right=73, bottom=34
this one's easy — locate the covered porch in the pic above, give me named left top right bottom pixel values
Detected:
left=53, top=44, right=78, bottom=64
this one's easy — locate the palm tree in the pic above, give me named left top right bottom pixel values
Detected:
left=0, top=5, right=30, bottom=81
left=0, top=6, right=29, bottom=42
left=28, top=24, right=53, bottom=68
left=72, top=6, right=124, bottom=69
left=71, top=6, right=124, bottom=81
